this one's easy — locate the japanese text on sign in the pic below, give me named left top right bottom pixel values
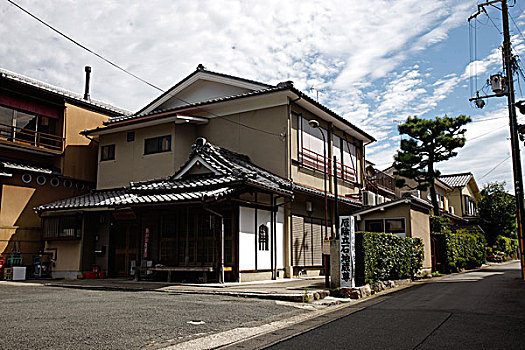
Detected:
left=339, top=216, right=355, bottom=288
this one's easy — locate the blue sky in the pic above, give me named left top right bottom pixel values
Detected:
left=1, top=0, right=525, bottom=191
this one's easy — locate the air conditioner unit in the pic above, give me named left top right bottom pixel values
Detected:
left=363, top=191, right=377, bottom=206
left=449, top=206, right=455, bottom=215
left=377, top=195, right=385, bottom=204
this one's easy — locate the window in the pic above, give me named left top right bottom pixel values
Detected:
left=297, top=114, right=328, bottom=173
left=100, top=144, right=115, bottom=161
left=258, top=224, right=269, bottom=251
left=365, top=218, right=406, bottom=237
left=332, top=134, right=358, bottom=182
left=144, top=135, right=171, bottom=155
left=365, top=220, right=383, bottom=233
left=464, top=196, right=477, bottom=216
left=127, top=131, right=135, bottom=142
left=43, top=215, right=82, bottom=239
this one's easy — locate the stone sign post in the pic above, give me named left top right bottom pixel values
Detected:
left=339, top=216, right=355, bottom=288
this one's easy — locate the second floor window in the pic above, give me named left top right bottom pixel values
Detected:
left=100, top=144, right=115, bottom=161
left=144, top=135, right=171, bottom=155
left=298, top=115, right=328, bottom=172
left=464, top=196, right=477, bottom=216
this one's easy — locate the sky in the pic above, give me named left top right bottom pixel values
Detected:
left=1, top=0, right=525, bottom=192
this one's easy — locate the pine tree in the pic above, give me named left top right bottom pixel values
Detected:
left=393, top=115, right=471, bottom=216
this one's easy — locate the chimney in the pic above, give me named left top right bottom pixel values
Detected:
left=84, top=66, right=91, bottom=101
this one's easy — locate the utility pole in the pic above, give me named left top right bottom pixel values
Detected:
left=469, top=0, right=525, bottom=280
left=501, top=0, right=525, bottom=280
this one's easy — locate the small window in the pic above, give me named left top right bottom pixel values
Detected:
left=127, top=131, right=135, bottom=142
left=385, top=219, right=405, bottom=235
left=258, top=224, right=269, bottom=251
left=365, top=220, right=383, bottom=233
left=144, top=135, right=171, bottom=155
left=101, top=144, right=115, bottom=161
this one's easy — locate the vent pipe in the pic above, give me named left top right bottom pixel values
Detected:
left=84, top=66, right=91, bottom=100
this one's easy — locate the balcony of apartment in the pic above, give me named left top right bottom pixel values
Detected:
left=298, top=147, right=357, bottom=183
left=0, top=104, right=64, bottom=155
left=366, top=169, right=396, bottom=195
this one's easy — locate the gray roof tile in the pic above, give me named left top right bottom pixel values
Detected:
left=439, top=173, right=473, bottom=188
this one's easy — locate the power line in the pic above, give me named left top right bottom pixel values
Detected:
left=468, top=124, right=508, bottom=141
left=6, top=0, right=283, bottom=137
left=479, top=155, right=511, bottom=180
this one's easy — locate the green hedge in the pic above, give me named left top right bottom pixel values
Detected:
left=432, top=231, right=486, bottom=273
left=495, top=235, right=519, bottom=259
left=355, top=232, right=424, bottom=286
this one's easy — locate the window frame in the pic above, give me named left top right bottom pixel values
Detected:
left=144, top=135, right=172, bottom=155
left=100, top=144, right=116, bottom=161
left=364, top=217, right=406, bottom=237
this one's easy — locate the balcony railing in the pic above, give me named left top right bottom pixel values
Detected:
left=299, top=147, right=357, bottom=183
left=368, top=170, right=395, bottom=193
left=0, top=122, right=63, bottom=152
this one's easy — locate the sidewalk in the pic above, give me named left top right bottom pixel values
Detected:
left=24, top=276, right=331, bottom=303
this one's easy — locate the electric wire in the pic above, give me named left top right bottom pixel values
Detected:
left=468, top=124, right=508, bottom=141
left=5, top=0, right=284, bottom=138
left=479, top=155, right=511, bottom=180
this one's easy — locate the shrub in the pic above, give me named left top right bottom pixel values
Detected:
left=494, top=235, right=519, bottom=259
left=355, top=231, right=424, bottom=286
left=432, top=231, right=486, bottom=273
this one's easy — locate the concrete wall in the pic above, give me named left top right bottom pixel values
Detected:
left=357, top=204, right=411, bottom=234
left=97, top=123, right=196, bottom=189
left=45, top=240, right=82, bottom=278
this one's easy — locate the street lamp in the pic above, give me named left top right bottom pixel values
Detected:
left=308, top=119, right=330, bottom=288
left=308, top=120, right=329, bottom=241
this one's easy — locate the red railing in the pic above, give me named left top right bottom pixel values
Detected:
left=368, top=170, right=395, bottom=193
left=0, top=122, right=63, bottom=152
left=299, top=148, right=357, bottom=183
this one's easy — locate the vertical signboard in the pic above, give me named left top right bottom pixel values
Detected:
left=339, top=216, right=355, bottom=288
left=143, top=227, right=150, bottom=259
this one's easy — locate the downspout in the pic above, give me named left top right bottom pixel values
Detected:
left=203, top=205, right=224, bottom=284
left=273, top=195, right=293, bottom=279
left=270, top=193, right=274, bottom=279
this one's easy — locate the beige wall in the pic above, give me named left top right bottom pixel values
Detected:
left=357, top=204, right=412, bottom=233
left=198, top=105, right=288, bottom=178
left=410, top=208, right=432, bottom=269
left=447, top=190, right=463, bottom=216
left=45, top=240, right=82, bottom=272
left=62, top=103, right=110, bottom=182
left=97, top=123, right=196, bottom=189
left=0, top=175, right=88, bottom=265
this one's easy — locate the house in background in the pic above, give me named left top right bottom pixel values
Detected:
left=0, top=67, right=129, bottom=274
left=37, top=64, right=375, bottom=281
left=354, top=194, right=433, bottom=273
left=438, top=172, right=481, bottom=221
left=363, top=161, right=396, bottom=205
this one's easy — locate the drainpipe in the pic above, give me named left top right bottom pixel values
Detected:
left=273, top=195, right=293, bottom=279
left=203, top=205, right=224, bottom=284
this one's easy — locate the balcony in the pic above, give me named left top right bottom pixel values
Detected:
left=367, top=169, right=395, bottom=194
left=299, top=147, right=357, bottom=183
left=0, top=122, right=64, bottom=153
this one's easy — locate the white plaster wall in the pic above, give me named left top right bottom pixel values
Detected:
left=239, top=206, right=255, bottom=270
left=238, top=206, right=285, bottom=271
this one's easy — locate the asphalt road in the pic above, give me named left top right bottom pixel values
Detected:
left=0, top=283, right=304, bottom=349
left=268, top=262, right=525, bottom=350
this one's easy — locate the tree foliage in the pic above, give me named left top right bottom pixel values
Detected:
left=478, top=182, right=517, bottom=245
left=393, top=115, right=471, bottom=215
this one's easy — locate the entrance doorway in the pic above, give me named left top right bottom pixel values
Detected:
left=109, top=223, right=139, bottom=277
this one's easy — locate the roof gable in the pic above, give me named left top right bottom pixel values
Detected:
left=137, top=65, right=270, bottom=116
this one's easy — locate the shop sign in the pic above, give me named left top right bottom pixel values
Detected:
left=339, top=216, right=355, bottom=288
left=143, top=227, right=150, bottom=259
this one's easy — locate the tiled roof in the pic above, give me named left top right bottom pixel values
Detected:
left=0, top=68, right=131, bottom=116
left=36, top=187, right=236, bottom=211
left=105, top=85, right=286, bottom=125
left=96, top=67, right=374, bottom=142
left=439, top=173, right=473, bottom=188
left=1, top=160, right=60, bottom=175
left=37, top=139, right=293, bottom=211
left=293, top=183, right=362, bottom=207
left=354, top=194, right=432, bottom=216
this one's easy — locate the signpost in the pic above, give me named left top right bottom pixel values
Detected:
left=339, top=216, right=355, bottom=288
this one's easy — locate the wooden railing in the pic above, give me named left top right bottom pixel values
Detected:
left=299, top=147, right=357, bottom=183
left=0, top=122, right=63, bottom=152
left=368, top=170, right=395, bottom=193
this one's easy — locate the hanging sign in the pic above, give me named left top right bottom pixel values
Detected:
left=143, top=227, right=150, bottom=259
left=339, top=216, right=355, bottom=288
